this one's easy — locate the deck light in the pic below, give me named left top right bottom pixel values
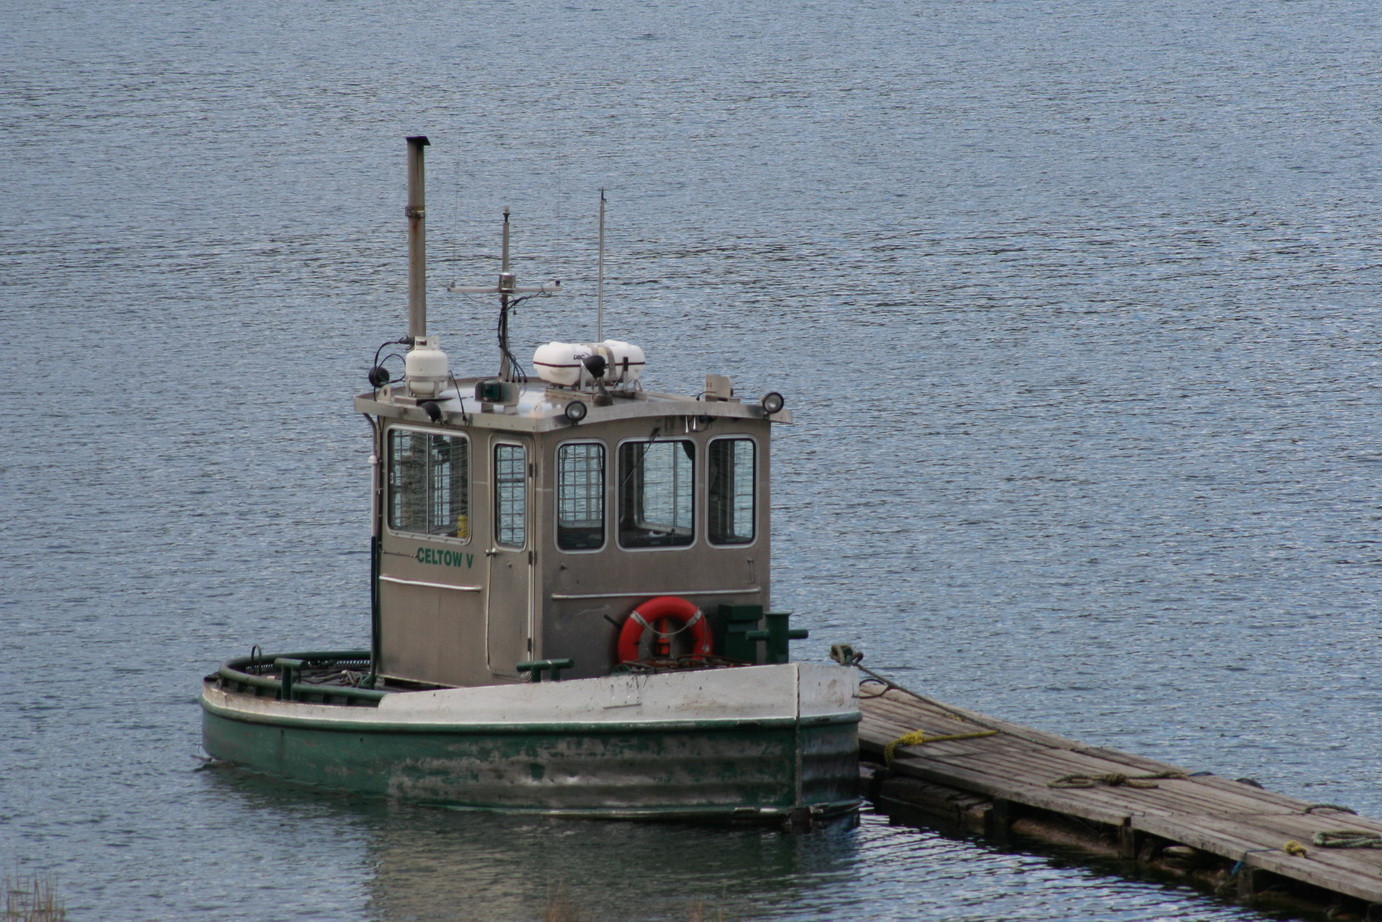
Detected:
left=761, top=392, right=785, bottom=414
left=564, top=400, right=588, bottom=423
left=421, top=400, right=443, bottom=422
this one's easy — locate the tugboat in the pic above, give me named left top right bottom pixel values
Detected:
left=200, top=137, right=861, bottom=824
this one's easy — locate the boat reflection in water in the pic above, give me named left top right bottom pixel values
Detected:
left=205, top=767, right=861, bottom=922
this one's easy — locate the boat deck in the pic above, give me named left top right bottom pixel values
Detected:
left=858, top=682, right=1382, bottom=916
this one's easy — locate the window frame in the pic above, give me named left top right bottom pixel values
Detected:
left=493, top=441, right=529, bottom=550
left=554, top=439, right=607, bottom=553
left=384, top=425, right=472, bottom=543
left=616, top=436, right=697, bottom=551
left=707, top=435, right=758, bottom=547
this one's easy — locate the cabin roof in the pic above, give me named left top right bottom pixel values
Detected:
left=355, top=378, right=790, bottom=434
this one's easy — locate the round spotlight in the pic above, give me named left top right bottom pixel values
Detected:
left=421, top=400, right=443, bottom=423
left=368, top=365, right=391, bottom=388
left=564, top=400, right=588, bottom=423
left=761, top=391, right=785, bottom=414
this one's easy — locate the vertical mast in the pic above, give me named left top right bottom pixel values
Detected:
left=447, top=207, right=562, bottom=379
left=498, top=207, right=514, bottom=380
left=405, top=136, right=430, bottom=339
left=597, top=190, right=606, bottom=342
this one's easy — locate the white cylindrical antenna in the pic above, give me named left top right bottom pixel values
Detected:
left=405, top=136, right=429, bottom=339
left=596, top=190, right=606, bottom=342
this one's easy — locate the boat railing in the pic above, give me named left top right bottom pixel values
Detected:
left=210, top=650, right=386, bottom=707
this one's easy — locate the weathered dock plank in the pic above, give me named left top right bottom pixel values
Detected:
left=859, top=682, right=1382, bottom=915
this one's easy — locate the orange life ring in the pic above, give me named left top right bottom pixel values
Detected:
left=617, top=596, right=712, bottom=663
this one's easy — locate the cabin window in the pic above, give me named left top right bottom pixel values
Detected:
left=708, top=437, right=756, bottom=545
left=557, top=442, right=605, bottom=551
left=387, top=429, right=470, bottom=539
left=619, top=439, right=694, bottom=548
left=494, top=443, right=527, bottom=548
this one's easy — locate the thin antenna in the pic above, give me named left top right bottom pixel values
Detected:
left=499, top=207, right=513, bottom=379
left=597, top=190, right=606, bottom=342
left=501, top=206, right=511, bottom=276
left=447, top=209, right=562, bottom=382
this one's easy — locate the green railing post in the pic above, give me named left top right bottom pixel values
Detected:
left=745, top=612, right=808, bottom=665
left=517, top=658, right=575, bottom=682
left=274, top=658, right=303, bottom=701
left=719, top=604, right=765, bottom=663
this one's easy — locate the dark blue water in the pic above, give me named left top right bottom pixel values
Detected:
left=2, top=0, right=1377, bottom=918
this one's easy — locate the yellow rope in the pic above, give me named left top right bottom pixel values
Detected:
left=1226, top=841, right=1309, bottom=886
left=884, top=728, right=999, bottom=765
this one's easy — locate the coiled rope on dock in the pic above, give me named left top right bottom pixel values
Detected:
left=1048, top=771, right=1188, bottom=790
left=1312, top=830, right=1382, bottom=849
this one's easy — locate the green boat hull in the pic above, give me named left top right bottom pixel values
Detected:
left=200, top=665, right=861, bottom=822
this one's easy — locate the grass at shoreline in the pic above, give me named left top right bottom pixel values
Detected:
left=3, top=872, right=65, bottom=922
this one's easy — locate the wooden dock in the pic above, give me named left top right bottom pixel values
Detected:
left=858, top=681, right=1382, bottom=919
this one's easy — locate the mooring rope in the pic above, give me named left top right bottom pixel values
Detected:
left=1048, top=771, right=1188, bottom=790
left=1312, top=830, right=1382, bottom=849
left=832, top=644, right=991, bottom=723
left=828, top=643, right=1053, bottom=752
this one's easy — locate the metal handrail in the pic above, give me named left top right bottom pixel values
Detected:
left=215, top=650, right=386, bottom=703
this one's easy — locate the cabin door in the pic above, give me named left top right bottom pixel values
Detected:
left=485, top=439, right=534, bottom=678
